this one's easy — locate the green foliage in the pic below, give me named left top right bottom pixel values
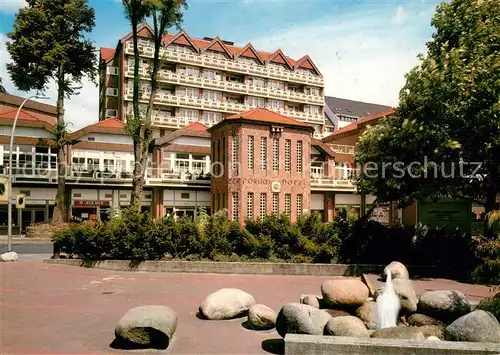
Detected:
left=472, top=240, right=500, bottom=284
left=356, top=0, right=500, bottom=213
left=476, top=293, right=500, bottom=321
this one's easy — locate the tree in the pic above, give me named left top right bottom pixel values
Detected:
left=356, top=0, right=500, bottom=233
left=7, top=0, right=97, bottom=223
left=122, top=0, right=187, bottom=211
left=0, top=78, right=6, bottom=93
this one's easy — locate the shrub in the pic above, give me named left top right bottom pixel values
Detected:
left=476, top=293, right=500, bottom=321
left=472, top=240, right=500, bottom=284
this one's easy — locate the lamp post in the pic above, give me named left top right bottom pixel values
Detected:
left=7, top=95, right=50, bottom=252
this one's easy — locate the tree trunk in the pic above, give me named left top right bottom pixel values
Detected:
left=483, top=174, right=499, bottom=239
left=52, top=65, right=67, bottom=224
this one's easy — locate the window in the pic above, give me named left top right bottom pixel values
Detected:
left=87, top=158, right=99, bottom=171
left=305, top=105, right=321, bottom=115
left=232, top=192, right=239, bottom=221
left=268, top=80, right=284, bottom=90
left=179, top=108, right=199, bottom=120
left=181, top=193, right=190, bottom=199
left=107, top=66, right=118, bottom=75
left=268, top=100, right=284, bottom=110
left=247, top=77, right=265, bottom=87
left=106, top=88, right=118, bottom=96
left=218, top=193, right=222, bottom=212
left=285, top=194, right=291, bottom=218
left=272, top=193, right=279, bottom=215
left=232, top=135, right=239, bottom=173
left=87, top=136, right=95, bottom=141
left=178, top=86, right=199, bottom=98
left=285, top=139, right=291, bottom=172
left=306, top=87, right=320, bottom=96
left=260, top=137, right=267, bottom=170
left=179, top=65, right=200, bottom=77
left=103, top=159, right=114, bottom=171
left=297, top=141, right=303, bottom=173
left=260, top=193, right=267, bottom=218
left=247, top=192, right=254, bottom=220
left=169, top=44, right=193, bottom=53
left=202, top=111, right=222, bottom=124
left=222, top=192, right=226, bottom=209
left=203, top=90, right=222, bottom=102
left=248, top=136, right=254, bottom=170
left=105, top=193, right=113, bottom=199
left=272, top=138, right=279, bottom=171
left=247, top=96, right=265, bottom=108
left=203, top=70, right=222, bottom=80
left=106, top=109, right=118, bottom=117
left=297, top=195, right=303, bottom=218
left=217, top=139, right=221, bottom=175
left=222, top=137, right=226, bottom=170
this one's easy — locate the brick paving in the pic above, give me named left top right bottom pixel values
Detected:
left=0, top=261, right=496, bottom=354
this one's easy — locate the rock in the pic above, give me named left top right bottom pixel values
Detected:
left=323, top=309, right=352, bottom=318
left=426, top=336, right=440, bottom=341
left=199, top=288, right=255, bottom=320
left=418, top=290, right=470, bottom=322
left=360, top=273, right=377, bottom=298
left=324, top=316, right=370, bottom=338
left=321, top=279, right=369, bottom=309
left=384, top=261, right=409, bottom=280
left=301, top=295, right=320, bottom=309
left=275, top=303, right=332, bottom=338
left=115, top=305, right=177, bottom=348
left=419, top=325, right=445, bottom=340
left=408, top=313, right=444, bottom=327
left=0, top=251, right=18, bottom=262
left=371, top=326, right=425, bottom=340
left=445, top=310, right=500, bottom=343
left=248, top=304, right=276, bottom=329
left=375, top=279, right=418, bottom=314
left=356, top=300, right=378, bottom=329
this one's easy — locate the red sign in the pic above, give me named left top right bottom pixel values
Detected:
left=73, top=200, right=110, bottom=207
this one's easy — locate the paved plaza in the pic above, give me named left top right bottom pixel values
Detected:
left=0, top=261, right=496, bottom=354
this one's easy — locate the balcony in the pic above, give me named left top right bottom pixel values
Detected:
left=67, top=165, right=134, bottom=184
left=125, top=89, right=324, bottom=126
left=124, top=66, right=325, bottom=106
left=0, top=164, right=58, bottom=184
left=146, top=168, right=211, bottom=187
left=310, top=166, right=358, bottom=192
left=125, top=42, right=324, bottom=87
left=328, top=144, right=355, bottom=155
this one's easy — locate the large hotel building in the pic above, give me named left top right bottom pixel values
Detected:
left=0, top=24, right=395, bottom=234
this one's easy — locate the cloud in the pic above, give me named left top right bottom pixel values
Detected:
left=0, top=33, right=99, bottom=131
left=392, top=6, right=407, bottom=25
left=249, top=6, right=434, bottom=107
left=0, top=0, right=26, bottom=13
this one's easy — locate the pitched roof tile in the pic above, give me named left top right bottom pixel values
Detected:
left=212, top=108, right=313, bottom=130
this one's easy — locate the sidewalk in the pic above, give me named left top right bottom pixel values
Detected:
left=0, top=236, right=52, bottom=243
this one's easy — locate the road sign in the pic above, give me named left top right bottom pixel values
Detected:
left=16, top=193, right=25, bottom=209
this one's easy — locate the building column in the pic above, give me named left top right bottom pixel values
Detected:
left=324, top=192, right=335, bottom=222
left=324, top=157, right=335, bottom=178
left=151, top=187, right=164, bottom=220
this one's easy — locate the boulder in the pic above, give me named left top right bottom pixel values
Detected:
left=199, top=288, right=255, bottom=320
left=418, top=325, right=445, bottom=340
left=408, top=313, right=444, bottom=327
left=356, top=300, right=378, bottom=329
left=324, top=316, right=370, bottom=338
left=323, top=309, right=352, bottom=318
left=275, top=303, right=332, bottom=338
left=426, top=336, right=440, bottom=341
left=418, top=290, right=470, bottom=322
left=321, top=279, right=369, bottom=309
left=115, top=305, right=177, bottom=349
left=361, top=273, right=377, bottom=298
left=384, top=261, right=409, bottom=280
left=375, top=278, right=418, bottom=314
left=445, top=310, right=500, bottom=343
left=247, top=304, right=276, bottom=329
left=0, top=251, right=18, bottom=262
left=371, top=326, right=425, bottom=340
left=300, top=295, right=320, bottom=309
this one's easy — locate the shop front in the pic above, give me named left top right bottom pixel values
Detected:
left=72, top=200, right=111, bottom=221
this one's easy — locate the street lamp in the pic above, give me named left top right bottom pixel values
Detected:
left=7, top=95, right=51, bottom=252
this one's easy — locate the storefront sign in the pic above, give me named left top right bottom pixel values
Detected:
left=73, top=200, right=110, bottom=207
left=371, top=206, right=389, bottom=224
left=228, top=178, right=307, bottom=187
left=417, top=199, right=471, bottom=233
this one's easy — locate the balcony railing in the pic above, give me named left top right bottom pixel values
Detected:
left=0, top=164, right=58, bottom=183
left=146, top=168, right=211, bottom=185
left=68, top=166, right=134, bottom=183
left=125, top=89, right=324, bottom=125
left=328, top=144, right=356, bottom=155
left=126, top=42, right=324, bottom=87
left=125, top=66, right=325, bottom=106
left=310, top=166, right=358, bottom=191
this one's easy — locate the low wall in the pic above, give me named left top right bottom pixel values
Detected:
left=44, top=259, right=445, bottom=277
left=284, top=335, right=500, bottom=355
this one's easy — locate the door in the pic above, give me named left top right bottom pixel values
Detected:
left=21, top=210, right=33, bottom=234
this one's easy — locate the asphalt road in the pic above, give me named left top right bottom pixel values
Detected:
left=0, top=241, right=53, bottom=260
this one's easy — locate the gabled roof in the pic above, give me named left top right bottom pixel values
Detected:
left=120, top=22, right=153, bottom=43
left=69, top=118, right=127, bottom=141
left=200, top=36, right=234, bottom=59
left=155, top=127, right=210, bottom=147
left=164, top=30, right=200, bottom=53
left=325, top=96, right=392, bottom=118
left=266, top=49, right=294, bottom=69
left=0, top=107, right=56, bottom=132
left=100, top=47, right=116, bottom=62
left=295, top=55, right=321, bottom=76
left=311, top=139, right=335, bottom=158
left=0, top=93, right=56, bottom=116
left=184, top=122, right=208, bottom=131
left=234, top=43, right=265, bottom=64
left=322, top=108, right=395, bottom=142
left=208, top=108, right=314, bottom=132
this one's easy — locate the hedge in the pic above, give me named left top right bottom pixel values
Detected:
left=52, top=207, right=497, bottom=283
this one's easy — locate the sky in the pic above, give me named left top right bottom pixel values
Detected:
left=0, top=0, right=441, bottom=130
